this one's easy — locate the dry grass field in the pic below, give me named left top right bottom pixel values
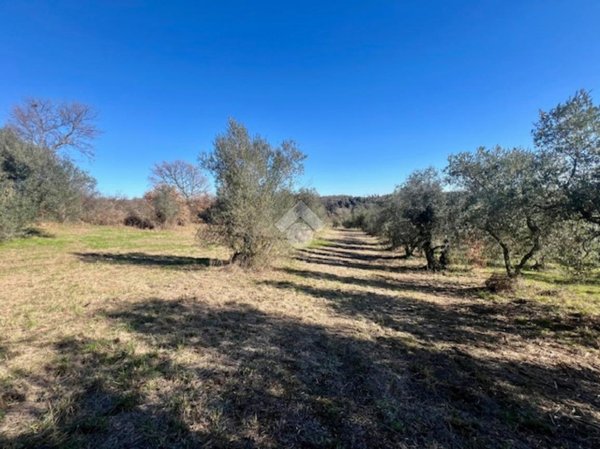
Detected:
left=1, top=224, right=599, bottom=448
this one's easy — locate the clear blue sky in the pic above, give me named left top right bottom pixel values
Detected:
left=1, top=1, right=600, bottom=197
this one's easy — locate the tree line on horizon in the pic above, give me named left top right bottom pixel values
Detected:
left=1, top=91, right=599, bottom=279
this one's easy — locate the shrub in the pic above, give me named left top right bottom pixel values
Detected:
left=81, top=190, right=201, bottom=230
left=123, top=198, right=155, bottom=229
left=485, top=273, right=518, bottom=293
left=0, top=128, right=95, bottom=239
left=145, top=185, right=181, bottom=227
left=187, top=195, right=213, bottom=222
left=0, top=179, right=37, bottom=240
left=143, top=185, right=192, bottom=227
left=80, top=196, right=128, bottom=225
left=123, top=214, right=155, bottom=230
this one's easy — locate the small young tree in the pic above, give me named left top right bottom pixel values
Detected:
left=201, top=119, right=305, bottom=267
left=144, top=185, right=183, bottom=227
left=447, top=146, right=556, bottom=277
left=8, top=98, right=99, bottom=158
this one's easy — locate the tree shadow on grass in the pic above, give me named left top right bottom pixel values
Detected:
left=298, top=247, right=401, bottom=262
left=73, top=252, right=226, bottom=269
left=1, top=336, right=202, bottom=449
left=323, top=242, right=382, bottom=251
left=3, top=298, right=599, bottom=448
left=261, top=279, right=500, bottom=346
left=320, top=230, right=382, bottom=251
left=22, top=227, right=55, bottom=238
left=322, top=239, right=381, bottom=250
left=296, top=244, right=427, bottom=272
left=278, top=267, right=483, bottom=299
left=0, top=342, right=9, bottom=360
left=293, top=253, right=413, bottom=272
left=261, top=277, right=600, bottom=350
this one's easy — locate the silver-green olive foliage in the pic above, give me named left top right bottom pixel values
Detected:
left=201, top=119, right=305, bottom=267
left=533, top=90, right=600, bottom=225
left=446, top=147, right=553, bottom=277
left=390, top=168, right=449, bottom=270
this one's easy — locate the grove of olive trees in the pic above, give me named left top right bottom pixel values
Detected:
left=357, top=90, right=600, bottom=280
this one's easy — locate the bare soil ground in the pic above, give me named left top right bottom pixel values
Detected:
left=1, top=225, right=599, bottom=448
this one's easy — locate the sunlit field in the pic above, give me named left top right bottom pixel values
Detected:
left=1, top=224, right=599, bottom=448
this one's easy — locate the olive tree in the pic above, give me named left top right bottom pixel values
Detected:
left=546, top=220, right=600, bottom=278
left=201, top=119, right=305, bottom=267
left=533, top=89, right=600, bottom=225
left=360, top=203, right=388, bottom=239
left=447, top=146, right=556, bottom=277
left=389, top=168, right=448, bottom=270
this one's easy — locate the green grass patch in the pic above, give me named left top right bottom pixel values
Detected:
left=306, top=237, right=331, bottom=249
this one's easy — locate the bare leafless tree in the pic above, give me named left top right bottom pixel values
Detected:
left=150, top=160, right=209, bottom=200
left=8, top=98, right=99, bottom=158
